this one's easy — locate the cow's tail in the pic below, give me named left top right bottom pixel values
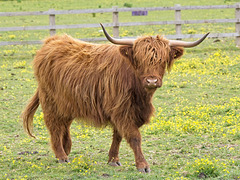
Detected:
left=21, top=89, right=40, bottom=138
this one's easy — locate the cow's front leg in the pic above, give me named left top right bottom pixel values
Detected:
left=125, top=127, right=150, bottom=173
left=108, top=128, right=122, bottom=166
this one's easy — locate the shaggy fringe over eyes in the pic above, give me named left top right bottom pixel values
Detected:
left=133, top=35, right=170, bottom=68
left=133, top=35, right=184, bottom=72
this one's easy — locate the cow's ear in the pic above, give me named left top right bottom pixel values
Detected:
left=170, top=46, right=184, bottom=60
left=119, top=46, right=137, bottom=69
left=167, top=46, right=184, bottom=71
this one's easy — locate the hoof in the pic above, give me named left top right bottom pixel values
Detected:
left=108, top=161, right=122, bottom=166
left=58, top=159, right=70, bottom=163
left=138, top=167, right=151, bottom=173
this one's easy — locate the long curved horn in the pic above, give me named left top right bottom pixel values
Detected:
left=100, top=23, right=134, bottom=45
left=169, top=33, right=210, bottom=48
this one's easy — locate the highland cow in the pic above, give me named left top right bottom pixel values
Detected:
left=22, top=23, right=209, bottom=173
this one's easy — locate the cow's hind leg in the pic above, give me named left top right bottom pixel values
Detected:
left=108, top=128, right=122, bottom=166
left=44, top=113, right=69, bottom=163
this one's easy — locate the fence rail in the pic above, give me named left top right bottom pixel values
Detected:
left=0, top=3, right=240, bottom=46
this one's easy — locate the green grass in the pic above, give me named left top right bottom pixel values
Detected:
left=1, top=0, right=240, bottom=179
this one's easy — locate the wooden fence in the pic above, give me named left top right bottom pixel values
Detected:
left=0, top=3, right=240, bottom=47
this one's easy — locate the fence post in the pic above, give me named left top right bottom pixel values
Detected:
left=236, top=3, right=240, bottom=47
left=112, top=6, right=119, bottom=38
left=175, top=4, right=182, bottom=40
left=49, top=9, right=56, bottom=36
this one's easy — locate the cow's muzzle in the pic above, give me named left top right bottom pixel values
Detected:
left=144, top=77, right=162, bottom=89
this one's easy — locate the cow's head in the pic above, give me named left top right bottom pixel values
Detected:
left=100, top=23, right=209, bottom=91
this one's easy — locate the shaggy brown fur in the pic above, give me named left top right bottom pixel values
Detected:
left=22, top=34, right=184, bottom=173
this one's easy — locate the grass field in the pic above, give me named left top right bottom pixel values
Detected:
left=0, top=0, right=240, bottom=179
